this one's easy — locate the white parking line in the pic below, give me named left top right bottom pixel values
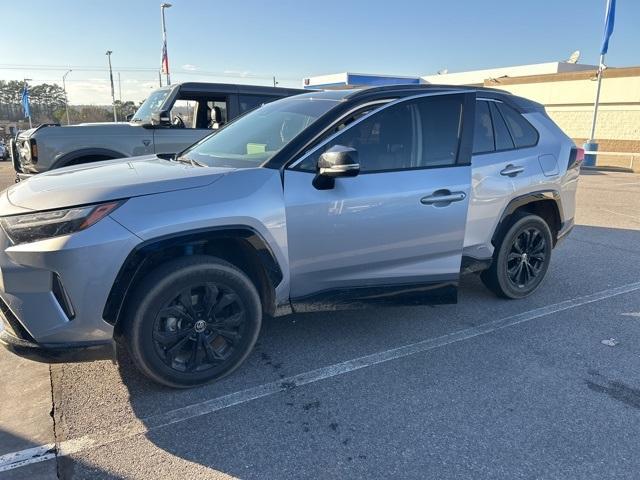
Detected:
left=2, top=280, right=640, bottom=472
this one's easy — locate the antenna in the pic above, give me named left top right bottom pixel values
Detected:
left=437, top=69, right=448, bottom=75
left=566, top=50, right=581, bottom=64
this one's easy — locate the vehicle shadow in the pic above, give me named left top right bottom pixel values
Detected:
left=60, top=223, right=640, bottom=478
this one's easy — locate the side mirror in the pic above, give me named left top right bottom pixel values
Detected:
left=150, top=110, right=172, bottom=127
left=313, top=145, right=360, bottom=190
left=125, top=113, right=134, bottom=122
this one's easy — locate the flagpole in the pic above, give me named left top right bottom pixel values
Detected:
left=161, top=3, right=172, bottom=86
left=588, top=54, right=606, bottom=142
left=583, top=0, right=616, bottom=167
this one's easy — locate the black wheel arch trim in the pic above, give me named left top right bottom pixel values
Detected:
left=103, top=225, right=284, bottom=326
left=492, top=190, right=564, bottom=245
left=52, top=148, right=128, bottom=169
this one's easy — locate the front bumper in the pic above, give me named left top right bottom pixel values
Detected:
left=0, top=210, right=141, bottom=362
left=0, top=320, right=114, bottom=363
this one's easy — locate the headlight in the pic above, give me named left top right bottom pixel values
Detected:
left=0, top=201, right=125, bottom=245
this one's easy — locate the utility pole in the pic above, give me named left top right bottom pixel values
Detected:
left=160, top=3, right=172, bottom=86
left=105, top=50, right=117, bottom=122
left=118, top=72, right=122, bottom=102
left=62, top=69, right=72, bottom=125
left=273, top=76, right=278, bottom=87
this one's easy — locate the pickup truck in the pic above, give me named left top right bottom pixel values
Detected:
left=11, top=82, right=305, bottom=179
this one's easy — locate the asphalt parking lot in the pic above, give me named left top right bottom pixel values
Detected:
left=0, top=163, right=639, bottom=479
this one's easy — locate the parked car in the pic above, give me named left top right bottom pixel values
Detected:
left=10, top=82, right=305, bottom=179
left=0, top=85, right=581, bottom=388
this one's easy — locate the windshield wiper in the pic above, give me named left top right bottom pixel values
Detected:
left=175, top=155, right=206, bottom=167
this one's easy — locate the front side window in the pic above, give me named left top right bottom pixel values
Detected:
left=170, top=99, right=197, bottom=128
left=180, top=97, right=338, bottom=168
left=298, top=95, right=464, bottom=173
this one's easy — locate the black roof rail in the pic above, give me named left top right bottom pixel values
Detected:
left=342, top=83, right=546, bottom=113
left=344, top=83, right=513, bottom=100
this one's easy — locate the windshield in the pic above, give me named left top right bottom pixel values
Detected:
left=181, top=96, right=339, bottom=168
left=131, top=89, right=172, bottom=122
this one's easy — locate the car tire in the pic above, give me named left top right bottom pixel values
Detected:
left=481, top=212, right=553, bottom=299
left=123, top=255, right=262, bottom=388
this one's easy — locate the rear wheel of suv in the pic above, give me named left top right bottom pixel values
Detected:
left=123, top=255, right=262, bottom=388
left=481, top=212, right=553, bottom=299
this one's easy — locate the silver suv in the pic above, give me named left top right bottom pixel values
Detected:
left=0, top=85, right=581, bottom=388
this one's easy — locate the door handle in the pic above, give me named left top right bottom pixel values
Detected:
left=420, top=190, right=466, bottom=206
left=500, top=164, right=524, bottom=177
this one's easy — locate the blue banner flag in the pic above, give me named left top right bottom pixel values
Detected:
left=21, top=85, right=31, bottom=118
left=600, top=0, right=616, bottom=55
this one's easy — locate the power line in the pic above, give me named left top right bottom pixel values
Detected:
left=0, top=63, right=299, bottom=81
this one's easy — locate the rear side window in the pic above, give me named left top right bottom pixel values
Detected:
left=496, top=103, right=538, bottom=148
left=489, top=102, right=515, bottom=151
left=473, top=101, right=494, bottom=154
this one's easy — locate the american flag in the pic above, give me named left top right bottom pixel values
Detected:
left=161, top=41, right=169, bottom=75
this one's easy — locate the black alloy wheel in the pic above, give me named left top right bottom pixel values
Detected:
left=153, top=283, right=246, bottom=373
left=481, top=212, right=553, bottom=299
left=505, top=227, right=548, bottom=289
left=124, top=256, right=262, bottom=388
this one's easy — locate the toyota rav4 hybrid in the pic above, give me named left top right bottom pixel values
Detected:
left=0, top=85, right=581, bottom=388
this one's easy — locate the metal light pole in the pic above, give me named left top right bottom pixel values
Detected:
left=62, top=69, right=72, bottom=125
left=161, top=3, right=172, bottom=86
left=105, top=50, right=117, bottom=122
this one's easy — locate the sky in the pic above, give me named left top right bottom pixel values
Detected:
left=1, top=0, right=638, bottom=105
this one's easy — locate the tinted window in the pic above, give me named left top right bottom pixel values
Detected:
left=239, top=95, right=278, bottom=113
left=496, top=103, right=538, bottom=148
left=473, top=101, right=494, bottom=154
left=299, top=95, right=463, bottom=173
left=489, top=102, right=515, bottom=151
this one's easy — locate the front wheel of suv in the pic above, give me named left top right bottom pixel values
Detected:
left=123, top=255, right=262, bottom=388
left=481, top=212, right=553, bottom=299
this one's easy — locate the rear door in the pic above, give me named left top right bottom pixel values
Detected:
left=284, top=92, right=476, bottom=309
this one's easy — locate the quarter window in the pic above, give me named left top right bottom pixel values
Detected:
left=298, top=95, right=464, bottom=173
left=489, top=102, right=515, bottom=151
left=496, top=103, right=538, bottom=148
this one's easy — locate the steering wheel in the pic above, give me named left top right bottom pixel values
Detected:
left=172, top=115, right=185, bottom=128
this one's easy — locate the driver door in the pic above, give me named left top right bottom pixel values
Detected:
left=283, top=92, right=475, bottom=310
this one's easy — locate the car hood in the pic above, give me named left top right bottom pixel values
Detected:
left=5, top=155, right=234, bottom=211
